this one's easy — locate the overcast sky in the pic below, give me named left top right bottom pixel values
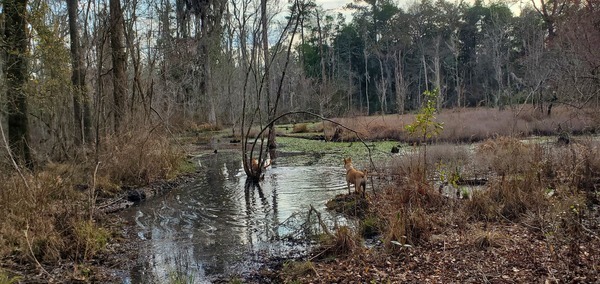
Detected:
left=314, top=0, right=527, bottom=17
left=316, top=0, right=414, bottom=13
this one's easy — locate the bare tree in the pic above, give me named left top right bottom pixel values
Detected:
left=110, top=0, right=127, bottom=131
left=68, top=0, right=91, bottom=145
left=3, top=0, right=32, bottom=168
left=393, top=50, right=408, bottom=114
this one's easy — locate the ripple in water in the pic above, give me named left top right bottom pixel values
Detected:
left=122, top=151, right=350, bottom=283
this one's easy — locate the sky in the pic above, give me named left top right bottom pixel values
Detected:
left=315, top=0, right=528, bottom=18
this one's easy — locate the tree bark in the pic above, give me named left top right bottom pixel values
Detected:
left=110, top=0, right=127, bottom=132
left=68, top=0, right=91, bottom=145
left=261, top=0, right=277, bottom=151
left=394, top=50, right=406, bottom=114
left=4, top=0, right=32, bottom=168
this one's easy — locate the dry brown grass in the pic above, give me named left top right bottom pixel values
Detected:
left=465, top=137, right=600, bottom=222
left=369, top=179, right=442, bottom=252
left=472, top=229, right=504, bottom=249
left=98, top=129, right=184, bottom=187
left=322, top=106, right=595, bottom=142
left=291, top=123, right=309, bottom=133
left=327, top=226, right=359, bottom=256
left=0, top=127, right=185, bottom=269
left=369, top=133, right=599, bottom=261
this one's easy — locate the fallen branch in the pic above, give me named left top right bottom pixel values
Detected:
left=308, top=204, right=332, bottom=237
left=24, top=224, right=51, bottom=279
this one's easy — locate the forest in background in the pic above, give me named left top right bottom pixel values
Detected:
left=0, top=0, right=598, bottom=166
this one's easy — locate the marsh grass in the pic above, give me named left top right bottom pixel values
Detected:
left=291, top=123, right=309, bottom=133
left=0, top=126, right=186, bottom=272
left=280, top=261, right=317, bottom=281
left=366, top=133, right=599, bottom=263
left=98, top=129, right=184, bottom=185
left=472, top=229, right=504, bottom=249
left=322, top=106, right=594, bottom=142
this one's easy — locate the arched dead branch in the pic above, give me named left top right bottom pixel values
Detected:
left=241, top=111, right=378, bottom=194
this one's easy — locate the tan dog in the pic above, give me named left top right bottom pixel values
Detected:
left=344, top=157, right=367, bottom=197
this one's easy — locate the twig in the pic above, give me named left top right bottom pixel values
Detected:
left=309, top=204, right=332, bottom=237
left=24, top=224, right=51, bottom=278
left=578, top=221, right=600, bottom=241
left=0, top=115, right=30, bottom=190
left=89, top=162, right=100, bottom=220
left=149, top=106, right=188, bottom=155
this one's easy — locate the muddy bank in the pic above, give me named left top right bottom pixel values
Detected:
left=0, top=163, right=202, bottom=283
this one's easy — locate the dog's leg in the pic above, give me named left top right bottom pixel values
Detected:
left=361, top=180, right=366, bottom=198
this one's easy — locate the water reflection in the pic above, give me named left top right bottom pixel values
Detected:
left=123, top=151, right=348, bottom=283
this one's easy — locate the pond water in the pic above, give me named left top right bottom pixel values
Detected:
left=121, top=151, right=351, bottom=283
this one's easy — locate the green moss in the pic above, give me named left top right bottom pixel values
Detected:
left=276, top=136, right=402, bottom=166
left=325, top=194, right=369, bottom=217
left=360, top=215, right=380, bottom=238
left=177, top=159, right=197, bottom=174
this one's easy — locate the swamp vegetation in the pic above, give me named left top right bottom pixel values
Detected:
left=2, top=107, right=598, bottom=283
left=0, top=0, right=599, bottom=282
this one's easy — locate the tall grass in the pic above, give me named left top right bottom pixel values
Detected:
left=0, top=126, right=185, bottom=271
left=322, top=106, right=595, bottom=142
left=369, top=134, right=599, bottom=258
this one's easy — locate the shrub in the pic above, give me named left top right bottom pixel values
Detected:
left=322, top=226, right=359, bottom=256
left=291, top=123, right=309, bottom=133
left=359, top=215, right=380, bottom=238
left=472, top=229, right=503, bottom=249
left=281, top=261, right=317, bottom=281
left=73, top=220, right=110, bottom=261
left=99, top=128, right=184, bottom=185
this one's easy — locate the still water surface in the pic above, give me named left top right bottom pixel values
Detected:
left=122, top=151, right=349, bottom=283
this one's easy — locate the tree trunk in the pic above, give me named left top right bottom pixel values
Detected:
left=68, top=0, right=91, bottom=145
left=316, top=9, right=326, bottom=115
left=261, top=0, right=277, bottom=151
left=110, top=0, right=127, bottom=132
left=394, top=50, right=406, bottom=115
left=176, top=0, right=189, bottom=38
left=377, top=54, right=388, bottom=115
left=4, top=0, right=32, bottom=168
left=364, top=49, right=369, bottom=114
left=432, top=37, right=443, bottom=109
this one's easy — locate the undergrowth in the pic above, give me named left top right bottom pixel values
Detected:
left=0, top=126, right=185, bottom=279
left=334, top=135, right=599, bottom=272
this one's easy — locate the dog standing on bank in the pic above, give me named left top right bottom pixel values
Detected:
left=344, top=157, right=367, bottom=197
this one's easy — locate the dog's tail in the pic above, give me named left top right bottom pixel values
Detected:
left=360, top=170, right=368, bottom=197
